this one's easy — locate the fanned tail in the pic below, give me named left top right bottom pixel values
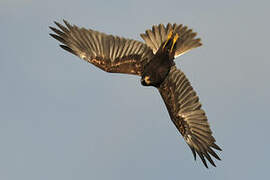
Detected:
left=140, top=23, right=202, bottom=57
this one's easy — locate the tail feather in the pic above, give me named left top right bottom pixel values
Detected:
left=140, top=23, right=202, bottom=57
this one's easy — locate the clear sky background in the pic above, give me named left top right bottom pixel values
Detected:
left=1, top=0, right=269, bottom=179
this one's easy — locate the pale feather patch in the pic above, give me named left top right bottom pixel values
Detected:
left=79, top=52, right=86, bottom=59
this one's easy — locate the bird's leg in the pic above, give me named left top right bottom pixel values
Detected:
left=163, top=30, right=173, bottom=49
left=170, top=33, right=179, bottom=53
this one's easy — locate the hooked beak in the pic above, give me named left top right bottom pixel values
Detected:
left=141, top=76, right=151, bottom=86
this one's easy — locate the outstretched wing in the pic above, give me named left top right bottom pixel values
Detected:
left=140, top=23, right=202, bottom=57
left=50, top=20, right=154, bottom=76
left=158, top=66, right=221, bottom=168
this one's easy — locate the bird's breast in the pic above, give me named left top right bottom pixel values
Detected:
left=142, top=54, right=173, bottom=88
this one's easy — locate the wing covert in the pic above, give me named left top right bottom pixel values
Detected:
left=158, top=66, right=221, bottom=168
left=50, top=20, right=154, bottom=76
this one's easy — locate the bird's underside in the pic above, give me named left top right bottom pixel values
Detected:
left=50, top=20, right=222, bottom=168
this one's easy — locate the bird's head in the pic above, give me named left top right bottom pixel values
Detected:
left=141, top=75, right=151, bottom=86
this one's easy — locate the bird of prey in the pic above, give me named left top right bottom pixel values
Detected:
left=49, top=20, right=222, bottom=168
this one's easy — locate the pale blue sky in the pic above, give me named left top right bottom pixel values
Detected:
left=1, top=0, right=269, bottom=179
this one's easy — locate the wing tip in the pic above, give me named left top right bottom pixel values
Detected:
left=198, top=152, right=208, bottom=168
left=59, top=45, right=76, bottom=55
left=211, top=143, right=222, bottom=151
left=49, top=33, right=66, bottom=44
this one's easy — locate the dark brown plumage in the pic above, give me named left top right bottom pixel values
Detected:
left=49, top=20, right=222, bottom=168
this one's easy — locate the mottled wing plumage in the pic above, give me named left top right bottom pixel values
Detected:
left=158, top=66, right=221, bottom=168
left=50, top=20, right=154, bottom=75
left=140, top=23, right=202, bottom=57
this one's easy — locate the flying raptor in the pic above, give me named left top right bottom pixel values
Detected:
left=49, top=20, right=222, bottom=168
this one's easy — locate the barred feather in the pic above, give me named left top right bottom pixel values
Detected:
left=50, top=20, right=154, bottom=75
left=159, top=66, right=221, bottom=168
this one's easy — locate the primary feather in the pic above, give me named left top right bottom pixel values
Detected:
left=50, top=20, right=153, bottom=75
left=159, top=66, right=221, bottom=168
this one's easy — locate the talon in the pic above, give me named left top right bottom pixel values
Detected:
left=167, top=30, right=173, bottom=39
left=170, top=33, right=179, bottom=53
left=163, top=29, right=174, bottom=49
